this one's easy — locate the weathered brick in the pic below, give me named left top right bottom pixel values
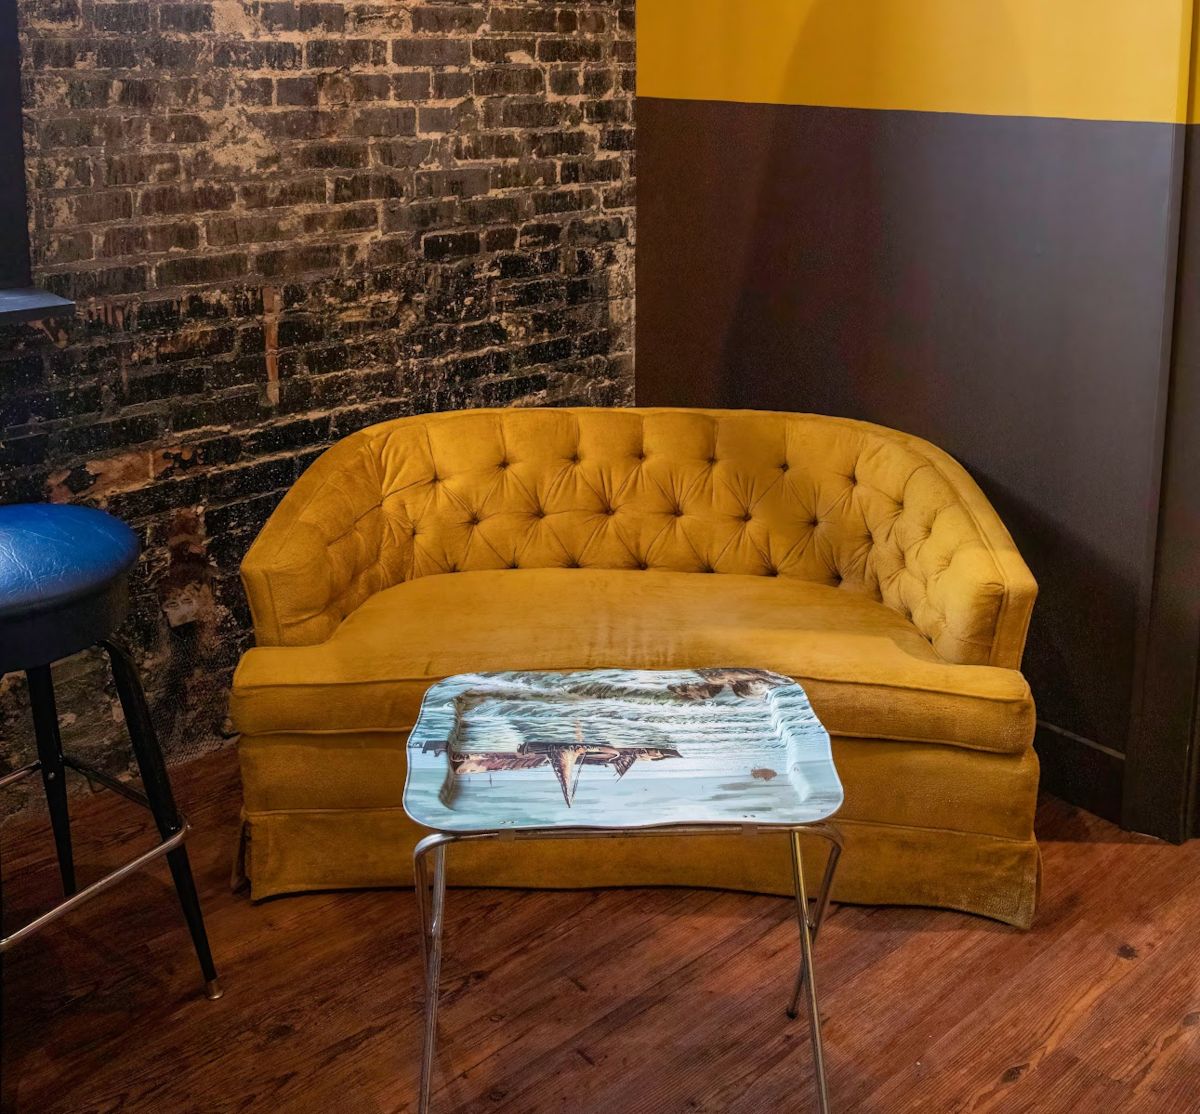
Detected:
left=300, top=205, right=378, bottom=235
left=331, top=172, right=403, bottom=203
left=472, top=37, right=536, bottom=65
left=296, top=141, right=369, bottom=169
left=240, top=178, right=326, bottom=209
left=92, top=3, right=152, bottom=33
left=549, top=67, right=582, bottom=96
left=105, top=152, right=181, bottom=187
left=305, top=39, right=387, bottom=69
left=99, top=222, right=200, bottom=257
left=482, top=96, right=566, bottom=129
left=346, top=106, right=416, bottom=137
left=44, top=264, right=149, bottom=299
left=392, top=38, right=470, bottom=67
left=454, top=132, right=526, bottom=160
left=423, top=230, right=481, bottom=260
left=601, top=127, right=636, bottom=151
left=212, top=42, right=302, bottom=70
left=275, top=76, right=320, bottom=106
left=414, top=167, right=492, bottom=199
left=158, top=4, right=213, bottom=32
left=206, top=214, right=294, bottom=248
left=157, top=252, right=250, bottom=287
left=473, top=66, right=544, bottom=96
left=36, top=230, right=94, bottom=266
left=392, top=71, right=432, bottom=99
left=256, top=2, right=345, bottom=32
left=412, top=5, right=485, bottom=33
left=253, top=243, right=342, bottom=277
left=139, top=183, right=236, bottom=216
left=533, top=131, right=592, bottom=158
left=519, top=221, right=562, bottom=248
left=432, top=70, right=472, bottom=99
left=488, top=7, right=558, bottom=33
left=467, top=195, right=525, bottom=228
left=383, top=198, right=458, bottom=232
left=538, top=39, right=603, bottom=63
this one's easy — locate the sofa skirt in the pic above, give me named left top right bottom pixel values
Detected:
left=235, top=733, right=1041, bottom=929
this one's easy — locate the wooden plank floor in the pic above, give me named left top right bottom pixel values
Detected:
left=1, top=747, right=1198, bottom=1113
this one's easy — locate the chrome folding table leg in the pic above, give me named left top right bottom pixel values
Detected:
left=787, top=828, right=834, bottom=1114
left=787, top=827, right=841, bottom=1019
left=414, top=836, right=449, bottom=1114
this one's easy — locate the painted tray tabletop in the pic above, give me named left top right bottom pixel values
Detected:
left=403, top=668, right=843, bottom=833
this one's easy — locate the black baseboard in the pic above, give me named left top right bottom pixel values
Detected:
left=1034, top=721, right=1125, bottom=824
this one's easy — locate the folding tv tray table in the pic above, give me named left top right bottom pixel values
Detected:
left=403, top=667, right=845, bottom=1113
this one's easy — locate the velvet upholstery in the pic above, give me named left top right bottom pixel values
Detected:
left=232, top=408, right=1040, bottom=926
left=0, top=504, right=139, bottom=672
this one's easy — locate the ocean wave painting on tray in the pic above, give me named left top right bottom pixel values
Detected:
left=403, top=669, right=844, bottom=832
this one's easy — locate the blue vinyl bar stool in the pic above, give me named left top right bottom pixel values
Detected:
left=0, top=503, right=220, bottom=999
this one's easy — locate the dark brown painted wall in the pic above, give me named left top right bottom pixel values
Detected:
left=1129, top=124, right=1200, bottom=839
left=637, top=97, right=1182, bottom=810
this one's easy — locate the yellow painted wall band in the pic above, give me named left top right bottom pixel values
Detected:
left=638, top=0, right=1196, bottom=125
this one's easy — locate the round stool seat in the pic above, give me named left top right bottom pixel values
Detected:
left=0, top=504, right=140, bottom=673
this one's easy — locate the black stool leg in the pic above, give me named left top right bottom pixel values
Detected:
left=101, top=639, right=222, bottom=1000
left=25, top=666, right=76, bottom=897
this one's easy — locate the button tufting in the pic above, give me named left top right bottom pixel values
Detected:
left=637, top=560, right=648, bottom=570
left=741, top=512, right=752, bottom=523
left=533, top=508, right=545, bottom=518
left=780, top=462, right=789, bottom=472
left=498, top=460, right=509, bottom=470
left=603, top=506, right=616, bottom=516
left=467, top=515, right=480, bottom=526
left=672, top=507, right=684, bottom=517
left=708, top=456, right=717, bottom=465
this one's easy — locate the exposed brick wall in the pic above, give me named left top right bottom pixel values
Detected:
left=0, top=0, right=635, bottom=809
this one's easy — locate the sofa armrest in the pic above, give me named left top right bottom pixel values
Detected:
left=891, top=444, right=1037, bottom=671
left=240, top=431, right=412, bottom=647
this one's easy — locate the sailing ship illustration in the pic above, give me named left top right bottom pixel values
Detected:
left=425, top=721, right=682, bottom=807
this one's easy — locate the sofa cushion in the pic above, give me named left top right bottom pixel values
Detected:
left=231, top=568, right=1034, bottom=753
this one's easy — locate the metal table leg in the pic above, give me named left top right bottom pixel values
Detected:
left=414, top=834, right=449, bottom=1114
left=787, top=823, right=842, bottom=1018
left=787, top=826, right=842, bottom=1114
left=409, top=821, right=841, bottom=1114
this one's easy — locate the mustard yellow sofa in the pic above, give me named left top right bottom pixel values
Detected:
left=230, top=408, right=1040, bottom=927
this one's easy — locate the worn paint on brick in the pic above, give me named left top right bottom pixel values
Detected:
left=0, top=0, right=636, bottom=813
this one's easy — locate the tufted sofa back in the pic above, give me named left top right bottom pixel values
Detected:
left=241, top=408, right=1036, bottom=668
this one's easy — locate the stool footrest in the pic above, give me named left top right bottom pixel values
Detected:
left=0, top=760, right=42, bottom=790
left=63, top=755, right=152, bottom=810
left=0, top=758, right=189, bottom=953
